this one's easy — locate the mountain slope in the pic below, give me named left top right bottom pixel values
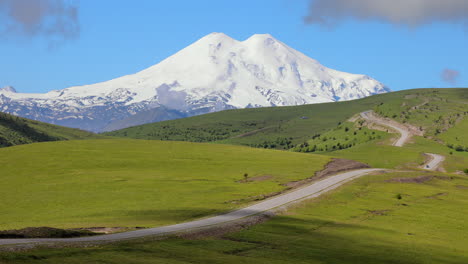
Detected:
left=0, top=111, right=100, bottom=147
left=105, top=88, right=467, bottom=148
left=0, top=33, right=389, bottom=132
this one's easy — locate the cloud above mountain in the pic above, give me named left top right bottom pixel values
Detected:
left=441, top=69, right=460, bottom=85
left=304, top=0, right=468, bottom=27
left=0, top=0, right=79, bottom=41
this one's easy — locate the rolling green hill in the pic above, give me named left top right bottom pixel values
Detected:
left=0, top=139, right=329, bottom=230
left=1, top=88, right=467, bottom=263
left=439, top=118, right=468, bottom=152
left=105, top=88, right=467, bottom=150
left=3, top=170, right=467, bottom=264
left=0, top=112, right=100, bottom=147
left=104, top=88, right=468, bottom=173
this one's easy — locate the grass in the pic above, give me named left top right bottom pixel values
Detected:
left=439, top=117, right=468, bottom=152
left=0, top=112, right=100, bottom=147
left=2, top=171, right=467, bottom=264
left=292, top=121, right=388, bottom=153
left=0, top=139, right=329, bottom=230
left=1, top=89, right=467, bottom=263
left=373, top=89, right=468, bottom=137
left=331, top=136, right=424, bottom=169
left=329, top=134, right=468, bottom=172
left=104, top=88, right=468, bottom=150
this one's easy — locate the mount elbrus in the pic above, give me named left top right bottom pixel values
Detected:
left=0, top=33, right=389, bottom=132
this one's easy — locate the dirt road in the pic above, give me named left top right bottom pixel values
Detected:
left=360, top=111, right=411, bottom=147
left=422, top=153, right=445, bottom=171
left=0, top=168, right=382, bottom=246
left=360, top=111, right=445, bottom=171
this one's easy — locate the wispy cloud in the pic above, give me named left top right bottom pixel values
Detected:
left=304, top=0, right=468, bottom=27
left=0, top=0, right=79, bottom=44
left=441, top=69, right=460, bottom=86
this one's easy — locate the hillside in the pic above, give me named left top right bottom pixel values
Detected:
left=105, top=88, right=467, bottom=149
left=2, top=170, right=467, bottom=263
left=0, top=112, right=99, bottom=147
left=0, top=139, right=329, bottom=230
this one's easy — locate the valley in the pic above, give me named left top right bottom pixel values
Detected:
left=0, top=87, right=467, bottom=264
left=1, top=1, right=467, bottom=263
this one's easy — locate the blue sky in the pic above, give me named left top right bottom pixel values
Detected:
left=0, top=0, right=467, bottom=93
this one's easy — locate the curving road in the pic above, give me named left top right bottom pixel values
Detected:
left=0, top=168, right=382, bottom=246
left=360, top=111, right=410, bottom=147
left=360, top=111, right=445, bottom=172
left=422, top=153, right=445, bottom=171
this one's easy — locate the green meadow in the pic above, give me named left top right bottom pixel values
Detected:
left=0, top=139, right=329, bottom=230
left=2, top=171, right=467, bottom=264
left=292, top=121, right=388, bottom=153
left=330, top=134, right=468, bottom=172
left=1, top=88, right=467, bottom=264
left=439, top=118, right=468, bottom=151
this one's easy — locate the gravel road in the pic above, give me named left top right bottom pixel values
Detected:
left=0, top=168, right=382, bottom=246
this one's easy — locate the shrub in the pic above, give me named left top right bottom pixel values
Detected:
left=455, top=145, right=465, bottom=152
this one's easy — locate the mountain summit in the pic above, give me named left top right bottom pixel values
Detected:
left=0, top=33, right=390, bottom=132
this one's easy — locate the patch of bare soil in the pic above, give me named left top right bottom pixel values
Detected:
left=348, top=114, right=360, bottom=122
left=232, top=127, right=273, bottom=138
left=238, top=175, right=273, bottom=183
left=360, top=111, right=424, bottom=144
left=456, top=185, right=468, bottom=189
left=425, top=193, right=448, bottom=199
left=368, top=209, right=391, bottom=216
left=0, top=227, right=97, bottom=239
left=387, top=175, right=453, bottom=184
left=285, top=159, right=371, bottom=189
left=70, top=227, right=145, bottom=234
left=230, top=159, right=372, bottom=205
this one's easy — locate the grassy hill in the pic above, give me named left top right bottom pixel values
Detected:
left=0, top=139, right=329, bottom=230
left=439, top=118, right=468, bottom=152
left=3, top=170, right=467, bottom=264
left=0, top=112, right=100, bottom=147
left=104, top=88, right=468, bottom=173
left=1, top=88, right=467, bottom=263
left=104, top=88, right=467, bottom=150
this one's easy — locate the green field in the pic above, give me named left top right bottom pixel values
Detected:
left=0, top=112, right=100, bottom=147
left=439, top=117, right=468, bottom=152
left=0, top=139, right=329, bottom=230
left=329, top=134, right=468, bottom=172
left=1, top=88, right=467, bottom=263
left=2, top=171, right=467, bottom=264
left=292, top=121, right=388, bottom=153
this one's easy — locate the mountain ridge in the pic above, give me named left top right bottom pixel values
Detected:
left=0, top=33, right=390, bottom=132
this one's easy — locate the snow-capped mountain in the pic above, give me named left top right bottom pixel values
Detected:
left=0, top=33, right=390, bottom=132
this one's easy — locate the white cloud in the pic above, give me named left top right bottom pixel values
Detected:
left=0, top=0, right=79, bottom=41
left=441, top=69, right=460, bottom=85
left=305, top=0, right=468, bottom=27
